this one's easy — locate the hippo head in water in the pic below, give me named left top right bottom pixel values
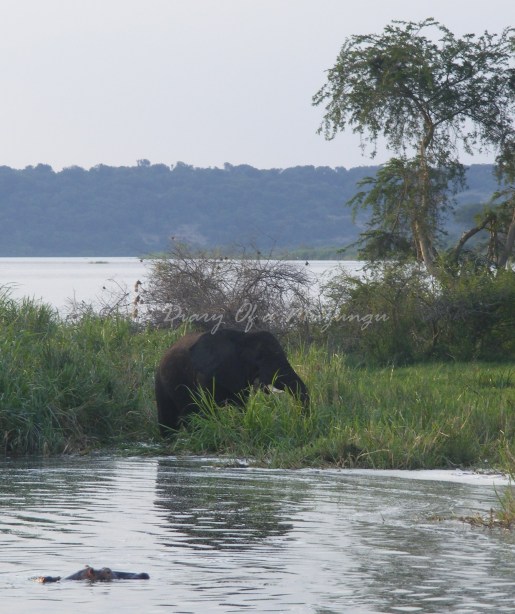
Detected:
left=34, top=565, right=150, bottom=583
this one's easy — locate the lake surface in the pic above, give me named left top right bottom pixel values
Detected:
left=0, top=257, right=150, bottom=313
left=1, top=456, right=514, bottom=614
left=0, top=257, right=357, bottom=313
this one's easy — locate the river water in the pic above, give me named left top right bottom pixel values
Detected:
left=1, top=455, right=514, bottom=614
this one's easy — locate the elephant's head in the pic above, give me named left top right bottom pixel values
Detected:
left=237, top=331, right=310, bottom=408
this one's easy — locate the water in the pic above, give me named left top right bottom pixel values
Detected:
left=1, top=456, right=514, bottom=613
left=0, top=257, right=359, bottom=313
left=0, top=257, right=149, bottom=312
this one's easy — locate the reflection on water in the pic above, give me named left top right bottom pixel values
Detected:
left=0, top=456, right=514, bottom=613
left=154, top=461, right=299, bottom=550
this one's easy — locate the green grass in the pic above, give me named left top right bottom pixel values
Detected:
left=0, top=290, right=180, bottom=454
left=1, top=292, right=514, bottom=477
left=170, top=345, right=515, bottom=472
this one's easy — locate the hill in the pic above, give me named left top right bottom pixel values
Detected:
left=0, top=161, right=501, bottom=257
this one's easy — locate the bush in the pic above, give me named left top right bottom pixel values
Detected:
left=320, top=263, right=515, bottom=364
left=142, top=242, right=313, bottom=335
left=320, top=264, right=435, bottom=363
left=432, top=267, right=515, bottom=360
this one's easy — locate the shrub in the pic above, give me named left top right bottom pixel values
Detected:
left=142, top=242, right=313, bottom=335
left=431, top=267, right=515, bottom=360
left=321, top=262, right=515, bottom=364
left=320, top=263, right=435, bottom=363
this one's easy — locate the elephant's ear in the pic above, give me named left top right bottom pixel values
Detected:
left=189, top=332, right=250, bottom=391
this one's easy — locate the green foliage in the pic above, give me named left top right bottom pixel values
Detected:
left=314, top=19, right=515, bottom=269
left=313, top=19, right=514, bottom=159
left=0, top=292, right=178, bottom=454
left=183, top=389, right=313, bottom=462
left=0, top=290, right=514, bottom=477
left=321, top=264, right=433, bottom=363
left=321, top=263, right=515, bottom=364
left=172, top=348, right=515, bottom=472
left=433, top=267, right=515, bottom=360
left=348, top=157, right=465, bottom=261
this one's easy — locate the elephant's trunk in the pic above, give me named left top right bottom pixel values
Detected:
left=276, top=370, right=309, bottom=410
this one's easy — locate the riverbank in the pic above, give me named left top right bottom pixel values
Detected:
left=1, top=295, right=513, bottom=476
left=168, top=347, right=515, bottom=473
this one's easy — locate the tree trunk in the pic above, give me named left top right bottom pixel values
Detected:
left=498, top=205, right=515, bottom=269
left=416, top=136, right=438, bottom=275
left=414, top=220, right=437, bottom=274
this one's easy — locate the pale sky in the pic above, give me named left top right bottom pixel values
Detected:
left=0, top=0, right=513, bottom=171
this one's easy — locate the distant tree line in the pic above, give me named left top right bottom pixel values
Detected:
left=0, top=161, right=502, bottom=257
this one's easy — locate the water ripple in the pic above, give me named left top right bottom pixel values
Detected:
left=0, top=456, right=514, bottom=613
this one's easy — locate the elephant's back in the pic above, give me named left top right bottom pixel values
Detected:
left=157, top=332, right=206, bottom=382
left=160, top=332, right=204, bottom=362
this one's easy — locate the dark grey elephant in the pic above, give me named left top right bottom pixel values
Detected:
left=155, top=329, right=309, bottom=435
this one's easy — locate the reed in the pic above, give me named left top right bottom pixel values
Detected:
left=0, top=291, right=177, bottom=455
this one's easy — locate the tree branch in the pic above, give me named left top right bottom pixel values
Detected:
left=452, top=214, right=494, bottom=262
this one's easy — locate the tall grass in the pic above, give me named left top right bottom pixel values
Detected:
left=0, top=290, right=177, bottom=454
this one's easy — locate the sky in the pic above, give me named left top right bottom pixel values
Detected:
left=0, top=0, right=513, bottom=171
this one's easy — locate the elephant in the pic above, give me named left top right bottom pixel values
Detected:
left=34, top=565, right=150, bottom=583
left=155, top=328, right=309, bottom=435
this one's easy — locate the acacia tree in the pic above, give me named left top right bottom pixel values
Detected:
left=313, top=18, right=515, bottom=271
